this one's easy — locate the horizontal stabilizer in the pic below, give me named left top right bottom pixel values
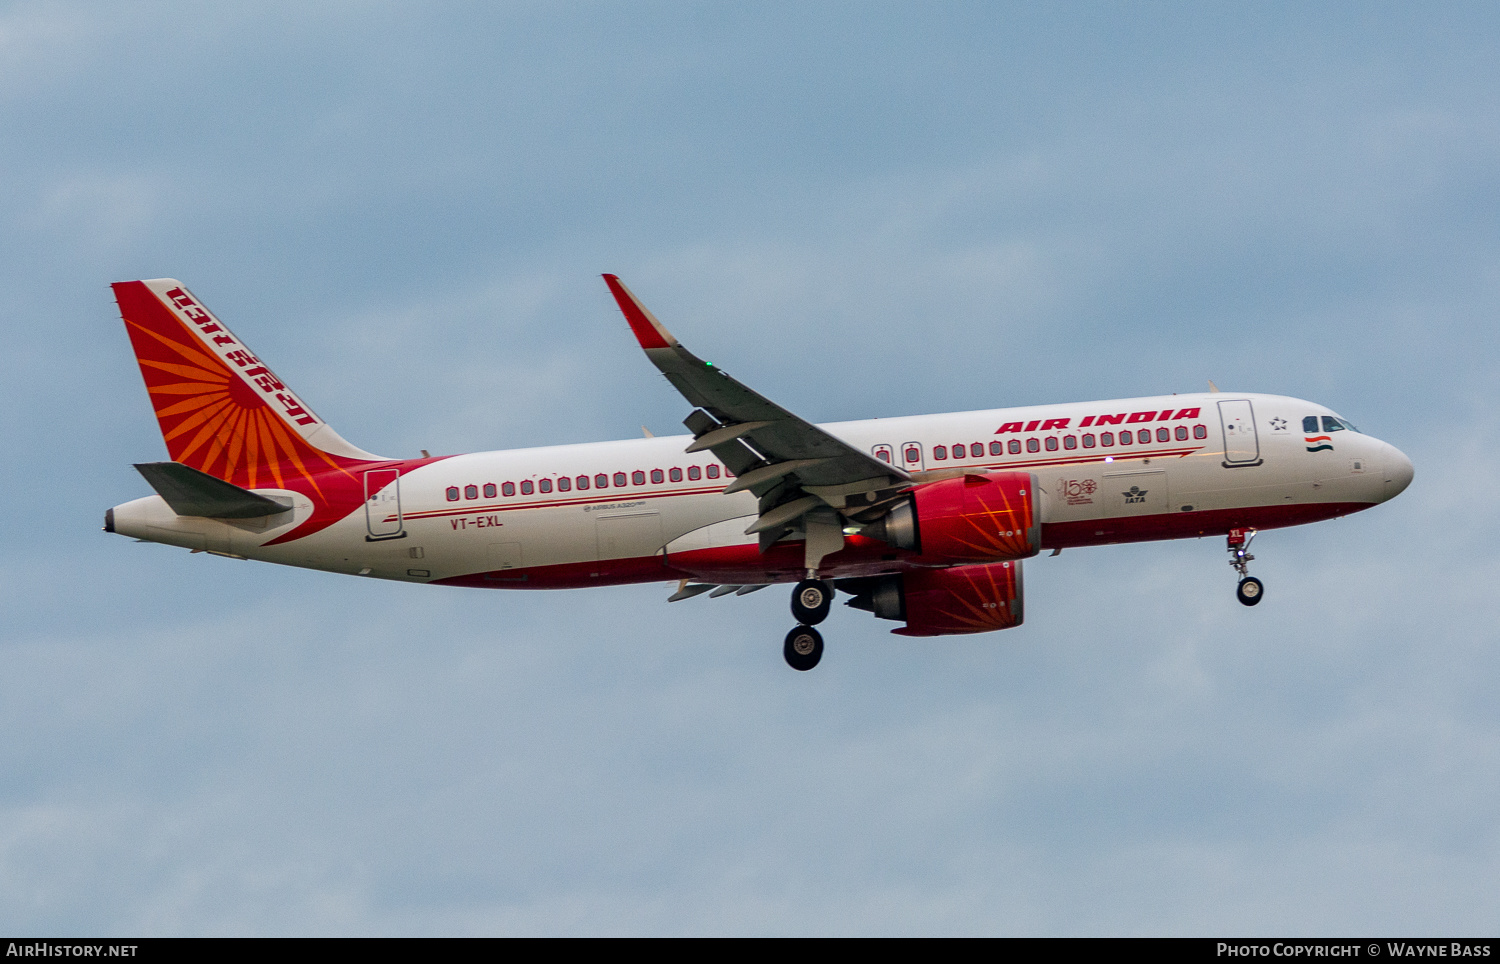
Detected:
left=134, top=461, right=291, bottom=519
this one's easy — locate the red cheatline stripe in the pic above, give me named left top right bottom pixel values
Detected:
left=402, top=448, right=1206, bottom=520
left=402, top=484, right=733, bottom=519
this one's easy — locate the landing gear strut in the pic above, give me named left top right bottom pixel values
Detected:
left=1228, top=527, right=1263, bottom=607
left=784, top=625, right=824, bottom=671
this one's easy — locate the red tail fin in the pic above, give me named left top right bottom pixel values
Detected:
left=112, top=279, right=383, bottom=490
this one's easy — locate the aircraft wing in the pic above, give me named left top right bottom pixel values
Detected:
left=604, top=275, right=911, bottom=559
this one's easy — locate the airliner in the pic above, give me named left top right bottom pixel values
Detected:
left=105, top=276, right=1414, bottom=670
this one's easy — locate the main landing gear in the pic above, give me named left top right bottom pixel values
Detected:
left=1227, top=527, right=1264, bottom=607
left=785, top=578, right=833, bottom=670
left=791, top=579, right=833, bottom=624
left=784, top=625, right=824, bottom=671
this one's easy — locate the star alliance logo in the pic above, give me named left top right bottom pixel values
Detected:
left=1269, top=417, right=1288, bottom=432
left=1122, top=485, right=1148, bottom=504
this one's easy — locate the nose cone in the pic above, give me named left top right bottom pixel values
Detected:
left=1382, top=443, right=1414, bottom=499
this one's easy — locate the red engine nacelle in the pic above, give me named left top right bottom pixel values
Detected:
left=870, top=471, right=1040, bottom=564
left=844, top=560, right=1025, bottom=637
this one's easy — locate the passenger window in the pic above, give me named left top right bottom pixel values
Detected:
left=1026, top=438, right=1039, bottom=453
left=539, top=479, right=552, bottom=493
left=1157, top=427, right=1169, bottom=442
left=933, top=446, right=947, bottom=460
left=1322, top=416, right=1346, bottom=433
left=520, top=481, right=534, bottom=495
left=1102, top=432, right=1115, bottom=446
left=502, top=482, right=515, bottom=497
left=669, top=467, right=683, bottom=482
left=613, top=472, right=627, bottom=487
left=904, top=447, right=920, bottom=463
left=446, top=487, right=460, bottom=501
left=1303, top=416, right=1320, bottom=433
left=688, top=466, right=702, bottom=480
left=557, top=477, right=571, bottom=492
left=632, top=470, right=646, bottom=485
left=1175, top=426, right=1188, bottom=441
left=596, top=473, right=610, bottom=488
left=1193, top=424, right=1207, bottom=439
left=1045, top=437, right=1059, bottom=451
left=1064, top=435, right=1077, bottom=450
left=650, top=469, right=664, bottom=484
left=483, top=483, right=497, bottom=498
left=576, top=476, right=589, bottom=490
left=1008, top=439, right=1021, bottom=454
left=990, top=441, right=1003, bottom=455
left=707, top=465, right=721, bottom=479
left=464, top=484, right=478, bottom=500
left=1082, top=434, right=1095, bottom=448
left=970, top=443, right=983, bottom=458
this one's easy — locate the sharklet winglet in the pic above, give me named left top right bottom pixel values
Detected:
left=603, top=274, right=680, bottom=351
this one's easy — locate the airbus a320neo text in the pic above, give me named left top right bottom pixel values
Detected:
left=105, top=276, right=1414, bottom=670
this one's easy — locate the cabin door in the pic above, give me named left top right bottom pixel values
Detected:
left=1218, top=400, right=1262, bottom=467
left=364, top=468, right=404, bottom=539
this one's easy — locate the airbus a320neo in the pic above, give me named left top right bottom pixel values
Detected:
left=105, top=276, right=1414, bottom=670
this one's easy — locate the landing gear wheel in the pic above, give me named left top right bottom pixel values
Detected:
left=1236, top=576, right=1264, bottom=607
left=783, top=625, right=824, bottom=671
left=790, top=579, right=833, bottom=625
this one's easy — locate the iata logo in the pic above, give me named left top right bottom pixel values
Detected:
left=1060, top=478, right=1097, bottom=505
left=1122, top=485, right=1149, bottom=504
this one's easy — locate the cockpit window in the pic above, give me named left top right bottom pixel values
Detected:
left=1303, top=416, right=1319, bottom=433
left=1322, top=415, right=1359, bottom=434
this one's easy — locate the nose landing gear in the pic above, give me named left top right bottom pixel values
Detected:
left=785, top=578, right=833, bottom=670
left=1228, top=527, right=1264, bottom=606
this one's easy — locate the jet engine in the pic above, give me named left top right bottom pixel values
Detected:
left=842, top=560, right=1024, bottom=636
left=863, top=471, right=1040, bottom=564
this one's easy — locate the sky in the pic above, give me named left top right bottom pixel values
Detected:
left=2, top=0, right=1498, bottom=936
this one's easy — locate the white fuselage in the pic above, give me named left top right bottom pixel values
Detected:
left=109, top=392, right=1413, bottom=588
